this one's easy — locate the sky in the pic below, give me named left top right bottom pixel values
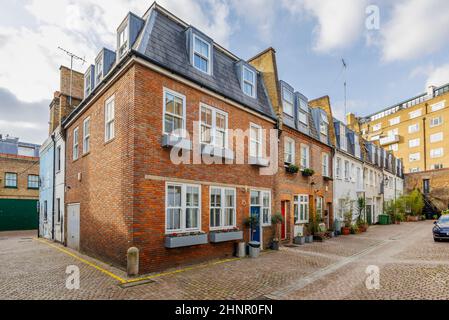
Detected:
left=1, top=0, right=449, bottom=144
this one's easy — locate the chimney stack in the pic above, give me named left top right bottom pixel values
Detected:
left=48, top=66, right=84, bottom=133
left=427, top=85, right=436, bottom=99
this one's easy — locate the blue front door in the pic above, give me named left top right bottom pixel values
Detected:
left=250, top=206, right=261, bottom=242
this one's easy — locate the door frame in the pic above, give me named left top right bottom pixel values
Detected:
left=67, top=203, right=80, bottom=251
left=281, top=201, right=288, bottom=240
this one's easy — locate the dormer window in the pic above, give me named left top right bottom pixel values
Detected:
left=193, top=34, right=211, bottom=74
left=118, top=24, right=129, bottom=58
left=84, top=72, right=91, bottom=97
left=95, top=57, right=103, bottom=84
left=282, top=87, right=294, bottom=116
left=242, top=66, right=256, bottom=98
left=319, top=113, right=328, bottom=136
left=340, top=124, right=347, bottom=151
left=298, top=97, right=308, bottom=125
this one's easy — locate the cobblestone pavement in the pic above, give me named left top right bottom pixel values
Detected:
left=1, top=221, right=448, bottom=300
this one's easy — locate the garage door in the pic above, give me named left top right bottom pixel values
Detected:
left=67, top=204, right=80, bottom=251
left=0, top=199, right=38, bottom=231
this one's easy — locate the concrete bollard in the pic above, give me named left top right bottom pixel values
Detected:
left=127, top=247, right=139, bottom=277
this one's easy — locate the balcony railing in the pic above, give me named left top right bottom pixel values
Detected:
left=379, top=135, right=400, bottom=146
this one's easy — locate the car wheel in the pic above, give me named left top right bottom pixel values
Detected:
left=434, top=238, right=439, bottom=242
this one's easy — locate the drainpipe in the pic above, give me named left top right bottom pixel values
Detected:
left=51, top=134, right=56, bottom=241
left=422, top=116, right=427, bottom=171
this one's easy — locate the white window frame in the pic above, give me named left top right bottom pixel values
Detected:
left=430, top=132, right=443, bottom=143
left=250, top=123, right=263, bottom=158
left=193, top=34, right=211, bottom=75
left=242, top=66, right=256, bottom=98
left=282, top=87, right=294, bottom=117
left=409, top=152, right=421, bottom=162
left=408, top=123, right=419, bottom=134
left=300, top=144, right=310, bottom=169
left=322, top=153, right=330, bottom=177
left=409, top=109, right=422, bottom=119
left=340, top=125, right=347, bottom=151
left=316, top=197, right=324, bottom=220
left=389, top=144, right=399, bottom=152
left=372, top=123, right=382, bottom=132
left=294, top=195, right=309, bottom=224
left=83, top=117, right=90, bottom=154
left=84, top=71, right=91, bottom=97
left=430, top=116, right=443, bottom=128
left=199, top=104, right=228, bottom=149
left=320, top=114, right=328, bottom=136
left=430, top=148, right=444, bottom=159
left=56, top=145, right=61, bottom=172
left=389, top=117, right=400, bottom=126
left=344, top=160, right=350, bottom=181
left=409, top=138, right=420, bottom=148
left=73, top=127, right=79, bottom=161
left=335, top=157, right=342, bottom=179
left=104, top=95, right=115, bottom=142
left=163, top=88, right=186, bottom=137
left=95, top=57, right=103, bottom=84
left=165, top=182, right=201, bottom=234
left=118, top=24, right=129, bottom=58
left=209, top=187, right=237, bottom=231
left=27, top=175, right=39, bottom=189
left=430, top=101, right=445, bottom=112
left=284, top=137, right=295, bottom=164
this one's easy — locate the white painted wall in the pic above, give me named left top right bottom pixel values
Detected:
left=54, top=129, right=65, bottom=243
left=363, top=164, right=383, bottom=224
left=333, top=151, right=364, bottom=223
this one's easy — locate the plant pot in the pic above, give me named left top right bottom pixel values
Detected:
left=407, top=216, right=419, bottom=222
left=341, top=227, right=350, bottom=235
left=395, top=221, right=401, bottom=225
left=313, top=233, right=327, bottom=242
left=271, top=241, right=280, bottom=251
left=294, top=236, right=306, bottom=245
left=305, top=235, right=314, bottom=243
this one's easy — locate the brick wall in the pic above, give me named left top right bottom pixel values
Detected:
left=0, top=154, right=39, bottom=200
left=405, top=169, right=449, bottom=211
left=276, top=127, right=334, bottom=240
left=65, top=62, right=277, bottom=273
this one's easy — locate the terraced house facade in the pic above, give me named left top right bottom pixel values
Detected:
left=38, top=3, right=405, bottom=274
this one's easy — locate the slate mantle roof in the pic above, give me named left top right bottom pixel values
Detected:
left=137, top=7, right=276, bottom=120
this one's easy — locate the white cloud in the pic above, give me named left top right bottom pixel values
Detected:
left=230, top=0, right=277, bottom=41
left=282, top=0, right=368, bottom=53
left=0, top=0, right=232, bottom=103
left=381, top=0, right=449, bottom=62
left=410, top=63, right=449, bottom=89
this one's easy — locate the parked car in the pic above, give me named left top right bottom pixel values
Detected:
left=433, top=215, right=449, bottom=242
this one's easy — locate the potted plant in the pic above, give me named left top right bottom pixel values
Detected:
left=244, top=216, right=260, bottom=241
left=293, top=234, right=306, bottom=245
left=342, top=211, right=352, bottom=235
left=302, top=168, right=315, bottom=177
left=304, top=223, right=314, bottom=243
left=270, top=213, right=284, bottom=250
left=286, top=164, right=300, bottom=174
left=350, top=225, right=360, bottom=234
left=326, top=228, right=335, bottom=238
left=393, top=212, right=404, bottom=225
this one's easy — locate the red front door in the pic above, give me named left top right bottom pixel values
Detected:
left=281, top=202, right=287, bottom=240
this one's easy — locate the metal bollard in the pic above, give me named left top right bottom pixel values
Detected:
left=127, top=247, right=139, bottom=277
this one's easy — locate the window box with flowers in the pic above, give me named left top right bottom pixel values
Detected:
left=286, top=164, right=300, bottom=174
left=301, top=168, right=315, bottom=177
left=165, top=232, right=208, bottom=248
left=210, top=228, right=243, bottom=243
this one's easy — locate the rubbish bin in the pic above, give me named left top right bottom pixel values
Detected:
left=236, top=242, right=246, bottom=258
left=379, top=215, right=389, bottom=225
left=248, top=241, right=260, bottom=258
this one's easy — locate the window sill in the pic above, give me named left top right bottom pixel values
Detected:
left=161, top=134, right=192, bottom=150
left=82, top=151, right=91, bottom=158
left=210, top=230, right=243, bottom=243
left=4, top=186, right=18, bottom=189
left=27, top=187, right=39, bottom=190
left=104, top=137, right=116, bottom=147
left=201, top=144, right=234, bottom=160
left=249, top=156, right=269, bottom=167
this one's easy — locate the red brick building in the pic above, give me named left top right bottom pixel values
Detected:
left=250, top=49, right=334, bottom=242
left=62, top=4, right=279, bottom=273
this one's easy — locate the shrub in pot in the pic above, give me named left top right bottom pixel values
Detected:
left=304, top=224, right=314, bottom=243
left=270, top=213, right=284, bottom=250
left=294, top=236, right=306, bottom=245
left=341, top=211, right=353, bottom=235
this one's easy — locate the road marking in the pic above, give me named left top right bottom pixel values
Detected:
left=35, top=238, right=127, bottom=283
left=265, top=240, right=390, bottom=300
left=35, top=238, right=242, bottom=285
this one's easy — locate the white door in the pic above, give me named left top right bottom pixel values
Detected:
left=67, top=204, right=80, bottom=251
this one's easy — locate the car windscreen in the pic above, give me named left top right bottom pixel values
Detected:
left=439, top=216, right=449, bottom=223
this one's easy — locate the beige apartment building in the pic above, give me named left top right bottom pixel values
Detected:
left=348, top=83, right=449, bottom=173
